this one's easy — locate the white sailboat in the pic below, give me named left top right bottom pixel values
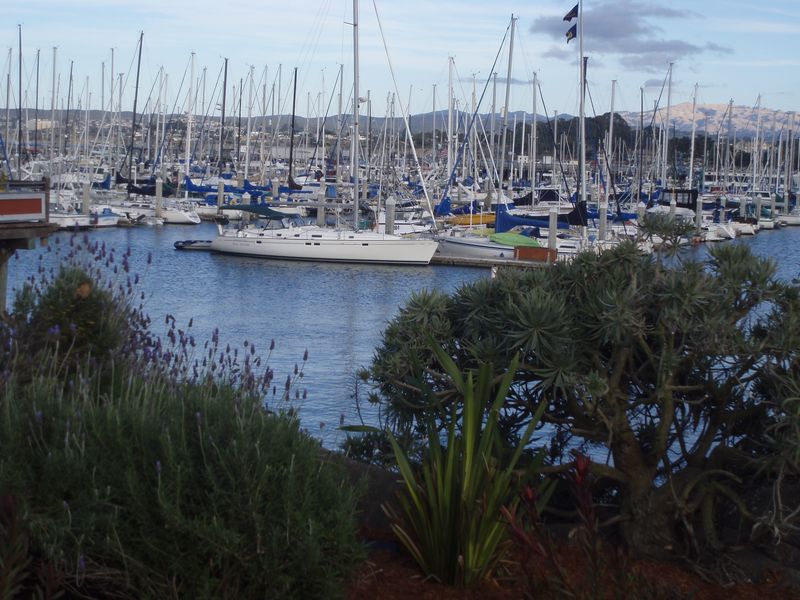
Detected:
left=209, top=0, right=438, bottom=265
left=211, top=218, right=438, bottom=265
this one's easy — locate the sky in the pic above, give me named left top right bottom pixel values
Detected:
left=3, top=0, right=800, bottom=121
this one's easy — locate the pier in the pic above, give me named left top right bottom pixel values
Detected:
left=0, top=180, right=59, bottom=312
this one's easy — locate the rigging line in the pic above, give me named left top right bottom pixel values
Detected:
left=437, top=19, right=512, bottom=208
left=585, top=84, right=624, bottom=219
left=190, top=62, right=224, bottom=176
left=153, top=56, right=190, bottom=178
left=645, top=69, right=669, bottom=133
left=303, top=67, right=341, bottom=177
left=292, top=0, right=335, bottom=88
left=116, top=65, right=161, bottom=172
left=372, top=0, right=439, bottom=221
left=536, top=79, right=573, bottom=201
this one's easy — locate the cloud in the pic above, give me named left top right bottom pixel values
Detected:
left=642, top=78, right=665, bottom=89
left=530, top=0, right=732, bottom=72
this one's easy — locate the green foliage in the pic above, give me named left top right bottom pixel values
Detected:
left=364, top=241, right=800, bottom=558
left=384, top=344, right=550, bottom=586
left=9, top=266, right=131, bottom=378
left=504, top=457, right=694, bottom=600
left=0, top=494, right=65, bottom=599
left=0, top=248, right=363, bottom=598
left=1, top=375, right=362, bottom=598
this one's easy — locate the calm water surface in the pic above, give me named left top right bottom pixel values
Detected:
left=6, top=223, right=486, bottom=446
left=7, top=223, right=799, bottom=446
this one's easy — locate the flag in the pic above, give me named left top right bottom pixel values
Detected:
left=566, top=24, right=577, bottom=43
left=563, top=3, right=578, bottom=21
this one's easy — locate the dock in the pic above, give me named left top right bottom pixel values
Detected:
left=430, top=255, right=551, bottom=269
left=0, top=180, right=59, bottom=312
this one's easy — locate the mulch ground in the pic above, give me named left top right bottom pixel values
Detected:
left=347, top=541, right=798, bottom=600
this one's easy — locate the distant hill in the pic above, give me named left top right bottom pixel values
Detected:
left=617, top=102, right=795, bottom=139
left=22, top=104, right=794, bottom=140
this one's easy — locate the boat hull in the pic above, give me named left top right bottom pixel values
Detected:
left=211, top=227, right=437, bottom=265
left=435, top=236, right=514, bottom=260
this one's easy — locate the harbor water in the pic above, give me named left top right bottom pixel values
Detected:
left=5, top=222, right=485, bottom=446
left=6, top=223, right=800, bottom=447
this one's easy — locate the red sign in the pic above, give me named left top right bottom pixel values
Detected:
left=0, top=192, right=47, bottom=222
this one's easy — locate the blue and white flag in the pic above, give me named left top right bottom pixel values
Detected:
left=566, top=24, right=577, bottom=43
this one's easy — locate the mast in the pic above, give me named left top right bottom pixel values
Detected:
left=245, top=65, right=253, bottom=182
left=352, top=0, right=360, bottom=229
left=50, top=47, right=56, bottom=162
left=750, top=94, right=761, bottom=200
left=490, top=73, right=496, bottom=175
left=4, top=48, right=9, bottom=164
left=431, top=83, right=436, bottom=170
left=661, top=62, right=672, bottom=187
left=236, top=77, right=242, bottom=166
left=446, top=56, right=453, bottom=180
left=472, top=75, right=478, bottom=184
left=578, top=2, right=587, bottom=208
left=638, top=87, right=644, bottom=202
left=497, top=15, right=516, bottom=193
left=607, top=79, right=616, bottom=203
left=336, top=63, right=343, bottom=183
left=18, top=25, right=22, bottom=171
left=34, top=49, right=39, bottom=159
left=785, top=113, right=795, bottom=208
left=127, top=33, right=143, bottom=190
left=688, top=83, right=698, bottom=190
left=64, top=61, right=73, bottom=157
left=84, top=76, right=90, bottom=159
left=185, top=51, right=195, bottom=198
left=530, top=72, right=537, bottom=194
left=260, top=65, right=267, bottom=178
left=288, top=67, right=300, bottom=190
left=219, top=57, right=227, bottom=171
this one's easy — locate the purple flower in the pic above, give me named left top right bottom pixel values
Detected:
left=155, top=460, right=162, bottom=474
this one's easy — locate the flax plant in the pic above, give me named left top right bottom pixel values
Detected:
left=385, top=345, right=546, bottom=586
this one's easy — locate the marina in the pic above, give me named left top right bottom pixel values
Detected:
left=3, top=24, right=800, bottom=440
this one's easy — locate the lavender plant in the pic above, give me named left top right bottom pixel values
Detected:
left=0, top=235, right=361, bottom=598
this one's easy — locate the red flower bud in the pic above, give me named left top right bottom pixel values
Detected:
left=574, top=453, right=590, bottom=485
left=522, top=485, right=537, bottom=505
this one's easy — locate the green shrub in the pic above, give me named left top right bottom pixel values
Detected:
left=0, top=241, right=363, bottom=598
left=362, top=242, right=800, bottom=560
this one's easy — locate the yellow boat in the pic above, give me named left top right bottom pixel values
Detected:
left=445, top=213, right=496, bottom=226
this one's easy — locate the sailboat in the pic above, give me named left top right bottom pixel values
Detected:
left=210, top=0, right=438, bottom=265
